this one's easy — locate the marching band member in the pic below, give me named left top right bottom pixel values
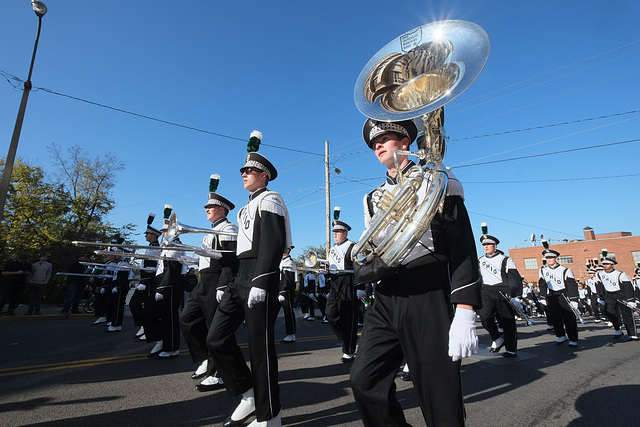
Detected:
left=585, top=267, right=603, bottom=322
left=129, top=213, right=161, bottom=340
left=208, top=131, right=291, bottom=427
left=180, top=174, right=238, bottom=390
left=478, top=226, right=522, bottom=357
left=538, top=242, right=579, bottom=346
left=350, top=117, right=481, bottom=427
left=597, top=251, right=638, bottom=341
left=325, top=210, right=358, bottom=363
left=104, top=234, right=133, bottom=332
left=278, top=246, right=297, bottom=343
left=301, top=271, right=318, bottom=320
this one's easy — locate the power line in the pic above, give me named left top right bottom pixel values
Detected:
left=453, top=138, right=640, bottom=169
left=463, top=173, right=640, bottom=184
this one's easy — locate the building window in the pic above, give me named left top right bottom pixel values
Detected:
left=559, top=256, right=574, bottom=265
left=524, top=258, right=538, bottom=270
left=632, top=251, right=640, bottom=265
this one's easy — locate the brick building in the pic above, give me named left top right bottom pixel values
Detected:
left=508, top=227, right=640, bottom=283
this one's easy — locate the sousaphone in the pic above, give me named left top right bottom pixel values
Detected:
left=352, top=20, right=490, bottom=276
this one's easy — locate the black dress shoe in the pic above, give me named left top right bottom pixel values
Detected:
left=191, top=371, right=206, bottom=380
left=195, top=382, right=224, bottom=392
left=489, top=344, right=504, bottom=354
left=223, top=411, right=255, bottom=427
left=502, top=351, right=517, bottom=358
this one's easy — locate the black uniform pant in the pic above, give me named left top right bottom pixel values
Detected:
left=93, top=287, right=109, bottom=317
left=106, top=286, right=127, bottom=327
left=278, top=289, right=296, bottom=335
left=546, top=291, right=578, bottom=341
left=0, top=283, right=24, bottom=313
left=129, top=289, right=147, bottom=327
left=479, top=288, right=517, bottom=352
left=208, top=283, right=281, bottom=422
left=350, top=283, right=465, bottom=427
left=604, top=293, right=637, bottom=336
left=180, top=279, right=219, bottom=365
left=326, top=279, right=358, bottom=355
left=590, top=294, right=602, bottom=320
left=146, top=286, right=181, bottom=351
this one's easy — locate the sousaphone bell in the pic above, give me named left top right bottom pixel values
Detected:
left=352, top=20, right=490, bottom=276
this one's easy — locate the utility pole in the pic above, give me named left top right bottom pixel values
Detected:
left=325, top=140, right=330, bottom=260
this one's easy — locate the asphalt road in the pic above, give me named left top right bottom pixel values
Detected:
left=1, top=307, right=639, bottom=427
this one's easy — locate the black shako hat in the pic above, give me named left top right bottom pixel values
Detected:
left=362, top=118, right=418, bottom=149
left=145, top=213, right=161, bottom=237
left=204, top=174, right=235, bottom=211
left=332, top=220, right=351, bottom=232
left=239, top=130, right=278, bottom=181
left=480, top=234, right=500, bottom=245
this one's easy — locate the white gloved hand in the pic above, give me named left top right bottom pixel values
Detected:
left=627, top=300, right=637, bottom=309
left=356, top=290, right=366, bottom=300
left=99, top=288, right=105, bottom=294
left=155, top=292, right=164, bottom=301
left=599, top=299, right=605, bottom=306
left=570, top=301, right=579, bottom=310
left=136, top=284, right=146, bottom=291
left=278, top=294, right=285, bottom=303
left=216, top=290, right=224, bottom=303
left=539, top=299, right=546, bottom=306
left=510, top=297, right=523, bottom=311
left=448, top=308, right=478, bottom=362
left=247, top=287, right=266, bottom=308
left=111, top=287, right=118, bottom=294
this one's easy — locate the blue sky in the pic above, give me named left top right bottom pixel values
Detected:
left=1, top=0, right=639, bottom=259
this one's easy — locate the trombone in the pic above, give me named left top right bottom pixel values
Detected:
left=166, top=212, right=237, bottom=243
left=562, top=294, right=587, bottom=324
left=303, top=251, right=354, bottom=274
left=93, top=250, right=199, bottom=265
left=80, top=261, right=156, bottom=272
left=499, top=291, right=534, bottom=326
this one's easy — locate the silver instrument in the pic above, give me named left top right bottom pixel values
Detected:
left=499, top=291, right=534, bottom=326
left=93, top=250, right=199, bottom=265
left=562, top=294, right=587, bottom=324
left=304, top=251, right=354, bottom=274
left=166, top=212, right=236, bottom=243
left=351, top=20, right=490, bottom=270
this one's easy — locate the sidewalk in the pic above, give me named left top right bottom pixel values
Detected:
left=0, top=304, right=130, bottom=322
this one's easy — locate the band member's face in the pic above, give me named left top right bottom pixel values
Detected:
left=545, top=256, right=558, bottom=267
left=205, top=205, right=225, bottom=223
left=242, top=167, right=267, bottom=193
left=482, top=243, right=496, bottom=256
left=372, top=133, right=409, bottom=170
left=145, top=232, right=157, bottom=243
left=603, top=264, right=614, bottom=272
left=334, top=230, right=347, bottom=244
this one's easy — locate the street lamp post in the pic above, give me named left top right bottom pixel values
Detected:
left=0, top=1, right=48, bottom=225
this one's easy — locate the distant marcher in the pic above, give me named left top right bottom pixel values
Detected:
left=1, top=254, right=32, bottom=315
left=27, top=254, right=52, bottom=315
left=62, top=255, right=89, bottom=315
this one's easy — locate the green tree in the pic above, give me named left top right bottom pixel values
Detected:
left=1, top=145, right=131, bottom=304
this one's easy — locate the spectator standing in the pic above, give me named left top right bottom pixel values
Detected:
left=1, top=254, right=32, bottom=315
left=27, top=254, right=52, bottom=315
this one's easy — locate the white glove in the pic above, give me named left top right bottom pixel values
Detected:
left=216, top=290, right=224, bottom=303
left=570, top=301, right=579, bottom=310
left=627, top=300, right=637, bottom=309
left=448, top=308, right=478, bottom=362
left=99, top=288, right=105, bottom=294
left=539, top=299, right=546, bottom=306
left=247, top=287, right=266, bottom=308
left=278, top=294, right=285, bottom=303
left=111, top=287, right=118, bottom=294
left=356, top=290, right=366, bottom=300
left=155, top=292, right=164, bottom=301
left=510, top=297, right=523, bottom=311
left=136, top=284, right=146, bottom=291
left=599, top=299, right=605, bottom=306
